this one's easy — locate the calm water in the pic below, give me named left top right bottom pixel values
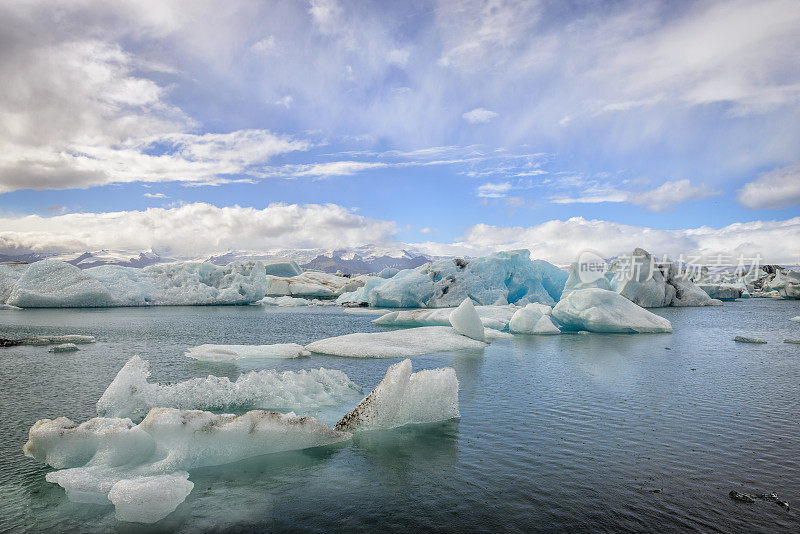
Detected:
left=1, top=299, right=799, bottom=533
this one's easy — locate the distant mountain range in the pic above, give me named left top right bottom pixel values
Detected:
left=0, top=245, right=435, bottom=275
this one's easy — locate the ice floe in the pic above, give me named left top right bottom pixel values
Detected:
left=337, top=250, right=567, bottom=308
left=256, top=295, right=337, bottom=306
left=25, top=408, right=352, bottom=523
left=97, top=356, right=362, bottom=420
left=335, top=359, right=459, bottom=431
left=552, top=288, right=673, bottom=333
left=185, top=343, right=310, bottom=361
left=305, top=326, right=487, bottom=358
left=264, top=271, right=363, bottom=299
left=791, top=316, right=800, bottom=322
left=8, top=260, right=116, bottom=308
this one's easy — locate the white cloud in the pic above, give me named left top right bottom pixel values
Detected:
left=419, top=227, right=433, bottom=234
left=462, top=108, right=499, bottom=124
left=413, top=216, right=800, bottom=265
left=737, top=163, right=800, bottom=209
left=251, top=36, right=278, bottom=55
left=143, top=192, right=167, bottom=199
left=627, top=180, right=722, bottom=212
left=505, top=196, right=524, bottom=208
left=476, top=181, right=511, bottom=198
left=386, top=49, right=410, bottom=66
left=0, top=202, right=397, bottom=257
left=292, top=161, right=388, bottom=178
left=550, top=180, right=720, bottom=211
left=273, top=95, right=294, bottom=108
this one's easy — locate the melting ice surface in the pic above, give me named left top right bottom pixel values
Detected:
left=97, top=356, right=362, bottom=420
left=306, top=326, right=487, bottom=358
left=185, top=343, right=310, bottom=361
left=553, top=288, right=673, bottom=333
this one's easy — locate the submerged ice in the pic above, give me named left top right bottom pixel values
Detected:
left=25, top=408, right=352, bottom=523
left=97, top=356, right=362, bottom=420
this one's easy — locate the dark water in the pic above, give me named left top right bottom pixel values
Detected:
left=0, top=299, right=798, bottom=532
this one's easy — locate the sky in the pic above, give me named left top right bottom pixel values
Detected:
left=1, top=0, right=799, bottom=264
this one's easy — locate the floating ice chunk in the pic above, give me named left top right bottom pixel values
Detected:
left=26, top=408, right=351, bottom=522
left=790, top=316, right=800, bottom=322
left=343, top=307, right=390, bottom=315
left=338, top=251, right=567, bottom=308
left=484, top=328, right=514, bottom=340
left=552, top=288, right=673, bottom=333
left=697, top=283, right=742, bottom=301
left=0, top=334, right=96, bottom=347
left=561, top=263, right=611, bottom=298
left=335, top=359, right=459, bottom=431
left=256, top=295, right=336, bottom=306
left=508, top=303, right=554, bottom=334
left=784, top=339, right=800, bottom=344
left=185, top=343, right=310, bottom=361
left=0, top=304, right=22, bottom=310
left=263, top=260, right=302, bottom=278
left=108, top=472, right=194, bottom=524
left=49, top=343, right=79, bottom=353
left=7, top=260, right=115, bottom=308
left=449, top=299, right=485, bottom=341
left=265, top=271, right=363, bottom=299
left=97, top=356, right=362, bottom=421
left=372, top=305, right=517, bottom=331
left=533, top=314, right=560, bottom=335
left=734, top=336, right=767, bottom=344
left=0, top=263, right=27, bottom=303
left=306, top=326, right=487, bottom=358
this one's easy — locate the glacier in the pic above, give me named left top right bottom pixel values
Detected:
left=97, top=356, right=362, bottom=421
left=337, top=250, right=567, bottom=308
left=185, top=343, right=310, bottom=361
left=335, top=359, right=459, bottom=431
left=552, top=288, right=673, bottom=333
left=305, top=326, right=487, bottom=358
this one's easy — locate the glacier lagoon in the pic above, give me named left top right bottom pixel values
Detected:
left=1, top=300, right=799, bottom=532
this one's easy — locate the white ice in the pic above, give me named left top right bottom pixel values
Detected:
left=8, top=260, right=116, bottom=307
left=185, top=343, right=310, bottom=361
left=256, top=295, right=337, bottom=307
left=305, top=326, right=487, bottom=358
left=97, top=356, right=362, bottom=420
left=26, top=408, right=351, bottom=523
left=335, top=359, right=459, bottom=431
left=448, top=299, right=485, bottom=341
left=107, top=472, right=194, bottom=524
left=508, top=303, right=558, bottom=335
left=733, top=336, right=767, bottom=344
left=791, top=316, right=800, bottom=322
left=552, top=288, right=673, bottom=333
left=264, top=271, right=363, bottom=299
left=372, top=305, right=518, bottom=331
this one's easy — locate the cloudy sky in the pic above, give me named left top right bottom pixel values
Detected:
left=1, top=0, right=799, bottom=263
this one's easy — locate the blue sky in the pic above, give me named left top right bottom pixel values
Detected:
left=0, top=0, right=799, bottom=263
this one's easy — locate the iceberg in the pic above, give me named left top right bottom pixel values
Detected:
left=335, top=359, right=459, bottom=431
left=377, top=267, right=400, bottom=279
left=256, top=295, right=337, bottom=306
left=265, top=271, right=364, bottom=299
left=0, top=262, right=27, bottom=303
left=790, top=316, right=800, bottom=322
left=337, top=250, right=567, bottom=308
left=25, top=408, right=351, bottom=523
left=305, top=326, right=487, bottom=358
left=508, top=303, right=557, bottom=335
left=448, top=299, right=485, bottom=341
left=97, top=356, right=362, bottom=421
left=372, top=305, right=518, bottom=331
left=263, top=260, right=302, bottom=278
left=4, top=260, right=269, bottom=307
left=7, top=260, right=116, bottom=307
left=185, top=343, right=310, bottom=361
left=552, top=288, right=673, bottom=333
